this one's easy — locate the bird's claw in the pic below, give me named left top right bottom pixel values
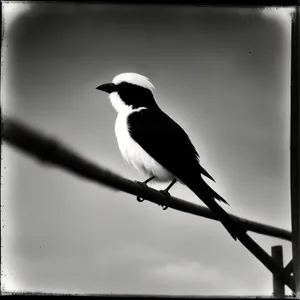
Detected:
left=135, top=179, right=172, bottom=209
left=136, top=196, right=144, bottom=202
left=159, top=190, right=172, bottom=210
left=135, top=180, right=148, bottom=202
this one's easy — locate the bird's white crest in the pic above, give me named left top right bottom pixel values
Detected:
left=112, top=73, right=155, bottom=93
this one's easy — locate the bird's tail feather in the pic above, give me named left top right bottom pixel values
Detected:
left=187, top=178, right=238, bottom=241
left=199, top=166, right=215, bottom=182
left=201, top=177, right=229, bottom=205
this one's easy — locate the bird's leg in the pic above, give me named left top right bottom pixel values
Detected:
left=159, top=179, right=177, bottom=210
left=135, top=176, right=155, bottom=202
left=143, top=176, right=156, bottom=185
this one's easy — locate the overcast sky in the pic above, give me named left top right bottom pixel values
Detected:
left=2, top=3, right=293, bottom=296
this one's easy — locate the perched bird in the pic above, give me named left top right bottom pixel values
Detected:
left=96, top=73, right=237, bottom=240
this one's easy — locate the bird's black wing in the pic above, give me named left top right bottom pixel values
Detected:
left=128, top=108, right=214, bottom=182
left=128, top=108, right=237, bottom=240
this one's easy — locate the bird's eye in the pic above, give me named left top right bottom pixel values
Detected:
left=117, top=82, right=132, bottom=92
left=119, top=82, right=129, bottom=88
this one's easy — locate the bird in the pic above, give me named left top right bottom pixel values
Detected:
left=96, top=72, right=238, bottom=240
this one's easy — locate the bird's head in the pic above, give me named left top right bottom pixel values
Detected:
left=96, top=73, right=158, bottom=113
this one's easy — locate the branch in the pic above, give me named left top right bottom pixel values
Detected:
left=2, top=115, right=296, bottom=292
left=1, top=115, right=291, bottom=242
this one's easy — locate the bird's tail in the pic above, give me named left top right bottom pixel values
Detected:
left=201, top=176, right=230, bottom=205
left=186, top=177, right=238, bottom=241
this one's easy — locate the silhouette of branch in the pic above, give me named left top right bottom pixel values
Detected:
left=1, top=114, right=296, bottom=292
left=2, top=115, right=292, bottom=242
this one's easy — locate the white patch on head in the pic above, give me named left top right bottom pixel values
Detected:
left=112, top=73, right=155, bottom=93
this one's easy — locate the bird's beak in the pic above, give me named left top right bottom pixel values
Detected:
left=96, top=83, right=117, bottom=94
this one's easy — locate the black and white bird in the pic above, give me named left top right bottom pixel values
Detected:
left=96, top=73, right=238, bottom=240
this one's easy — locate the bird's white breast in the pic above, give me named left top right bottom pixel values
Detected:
left=114, top=106, right=174, bottom=182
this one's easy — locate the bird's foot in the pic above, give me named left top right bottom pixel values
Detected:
left=135, top=176, right=155, bottom=202
left=135, top=181, right=149, bottom=202
left=159, top=190, right=172, bottom=210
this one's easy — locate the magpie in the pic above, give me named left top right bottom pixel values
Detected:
left=96, top=73, right=238, bottom=240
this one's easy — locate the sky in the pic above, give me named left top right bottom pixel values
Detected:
left=1, top=2, right=294, bottom=296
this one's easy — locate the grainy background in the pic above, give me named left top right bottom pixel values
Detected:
left=2, top=3, right=293, bottom=295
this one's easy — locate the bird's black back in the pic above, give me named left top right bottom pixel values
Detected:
left=127, top=108, right=215, bottom=183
